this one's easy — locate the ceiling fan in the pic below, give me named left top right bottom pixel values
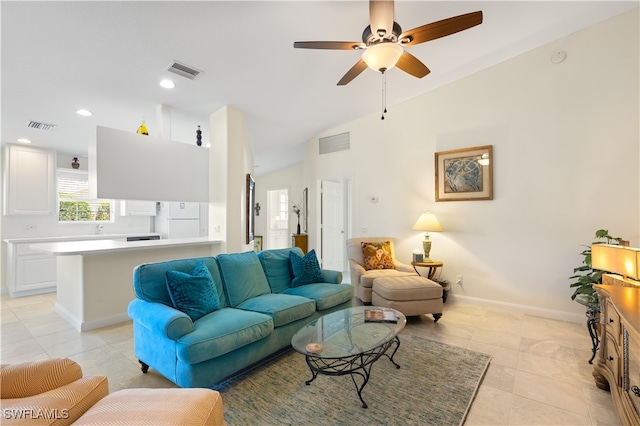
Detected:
left=294, top=0, right=483, bottom=86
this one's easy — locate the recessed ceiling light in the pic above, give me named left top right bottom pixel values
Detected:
left=160, top=79, right=175, bottom=89
left=76, top=109, right=93, bottom=116
left=17, top=138, right=32, bottom=144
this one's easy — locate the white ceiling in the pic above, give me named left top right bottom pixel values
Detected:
left=2, top=1, right=637, bottom=176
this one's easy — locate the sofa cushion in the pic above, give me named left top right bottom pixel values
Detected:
left=361, top=241, right=395, bottom=270
left=176, top=308, right=273, bottom=364
left=237, top=293, right=316, bottom=327
left=217, top=251, right=272, bottom=307
left=283, top=283, right=354, bottom=311
left=134, top=257, right=228, bottom=308
left=258, top=247, right=303, bottom=293
left=290, top=249, right=324, bottom=287
left=166, top=261, right=220, bottom=321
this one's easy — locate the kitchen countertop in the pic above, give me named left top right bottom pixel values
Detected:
left=29, top=237, right=221, bottom=256
left=3, top=233, right=161, bottom=244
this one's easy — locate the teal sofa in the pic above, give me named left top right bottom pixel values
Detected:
left=127, top=247, right=353, bottom=388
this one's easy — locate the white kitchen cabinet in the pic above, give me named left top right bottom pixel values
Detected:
left=6, top=243, right=56, bottom=297
left=119, top=200, right=157, bottom=216
left=3, top=144, right=56, bottom=215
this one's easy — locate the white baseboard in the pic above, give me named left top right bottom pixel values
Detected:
left=55, top=303, right=130, bottom=332
left=447, top=293, right=585, bottom=323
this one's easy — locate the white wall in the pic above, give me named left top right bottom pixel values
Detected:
left=300, top=9, right=639, bottom=320
left=209, top=106, right=255, bottom=254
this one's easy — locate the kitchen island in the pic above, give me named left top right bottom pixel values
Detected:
left=30, top=237, right=221, bottom=331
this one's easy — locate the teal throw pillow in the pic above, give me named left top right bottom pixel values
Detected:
left=166, top=261, right=220, bottom=321
left=290, top=249, right=324, bottom=287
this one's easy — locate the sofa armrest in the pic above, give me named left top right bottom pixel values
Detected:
left=128, top=299, right=194, bottom=340
left=321, top=269, right=343, bottom=284
left=349, top=259, right=366, bottom=275
left=1, top=358, right=83, bottom=398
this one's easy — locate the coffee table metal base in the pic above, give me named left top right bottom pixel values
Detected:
left=303, top=336, right=401, bottom=408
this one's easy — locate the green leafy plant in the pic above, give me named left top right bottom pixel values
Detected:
left=569, top=229, right=623, bottom=304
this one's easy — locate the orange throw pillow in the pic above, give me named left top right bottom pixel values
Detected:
left=361, top=241, right=395, bottom=270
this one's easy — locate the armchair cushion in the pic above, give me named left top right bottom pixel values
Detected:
left=166, top=260, right=220, bottom=321
left=290, top=249, right=324, bottom=287
left=361, top=241, right=395, bottom=270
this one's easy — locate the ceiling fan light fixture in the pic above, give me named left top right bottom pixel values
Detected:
left=362, top=42, right=403, bottom=72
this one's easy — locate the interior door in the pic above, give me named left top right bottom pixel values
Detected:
left=321, top=180, right=344, bottom=271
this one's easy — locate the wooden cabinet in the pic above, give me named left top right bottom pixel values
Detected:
left=119, top=200, right=157, bottom=216
left=292, top=234, right=308, bottom=254
left=6, top=243, right=56, bottom=297
left=3, top=144, right=56, bottom=215
left=593, top=284, right=640, bottom=424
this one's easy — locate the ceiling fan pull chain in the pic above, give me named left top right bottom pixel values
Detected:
left=381, top=71, right=386, bottom=120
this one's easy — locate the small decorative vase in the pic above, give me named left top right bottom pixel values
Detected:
left=297, top=222, right=301, bottom=235
left=72, top=158, right=80, bottom=169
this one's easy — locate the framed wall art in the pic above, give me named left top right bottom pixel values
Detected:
left=435, top=145, right=493, bottom=202
left=246, top=173, right=255, bottom=244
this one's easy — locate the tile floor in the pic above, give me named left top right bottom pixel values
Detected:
left=1, top=292, right=620, bottom=425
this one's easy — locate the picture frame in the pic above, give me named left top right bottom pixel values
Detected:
left=435, top=145, right=493, bottom=201
left=246, top=173, right=255, bottom=244
left=254, top=236, right=263, bottom=253
left=302, top=187, right=308, bottom=233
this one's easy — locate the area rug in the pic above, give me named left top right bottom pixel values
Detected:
left=212, top=333, right=491, bottom=425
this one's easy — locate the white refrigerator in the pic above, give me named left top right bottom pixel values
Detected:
left=156, top=202, right=202, bottom=239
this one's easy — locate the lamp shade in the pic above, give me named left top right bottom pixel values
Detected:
left=591, top=244, right=640, bottom=280
left=362, top=42, right=403, bottom=72
left=412, top=212, right=443, bottom=232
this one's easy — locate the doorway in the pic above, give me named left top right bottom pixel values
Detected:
left=320, top=178, right=351, bottom=276
left=266, top=188, right=289, bottom=250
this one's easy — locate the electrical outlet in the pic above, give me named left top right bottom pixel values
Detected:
left=456, top=275, right=463, bottom=285
left=25, top=224, right=37, bottom=231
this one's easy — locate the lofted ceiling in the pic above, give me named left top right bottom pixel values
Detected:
left=1, top=1, right=637, bottom=176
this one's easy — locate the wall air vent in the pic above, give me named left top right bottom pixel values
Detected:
left=319, top=132, right=350, bottom=155
left=167, top=61, right=202, bottom=80
left=27, top=120, right=57, bottom=131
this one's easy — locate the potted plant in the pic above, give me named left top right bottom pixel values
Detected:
left=569, top=229, right=623, bottom=304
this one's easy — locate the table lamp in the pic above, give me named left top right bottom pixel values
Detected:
left=591, top=244, right=640, bottom=281
left=412, top=212, right=443, bottom=261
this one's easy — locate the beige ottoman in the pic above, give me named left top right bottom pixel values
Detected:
left=73, top=388, right=226, bottom=425
left=372, top=275, right=443, bottom=320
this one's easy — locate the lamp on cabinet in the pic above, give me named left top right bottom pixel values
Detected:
left=591, top=244, right=640, bottom=281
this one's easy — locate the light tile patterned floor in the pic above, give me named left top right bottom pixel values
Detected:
left=1, top=293, right=620, bottom=425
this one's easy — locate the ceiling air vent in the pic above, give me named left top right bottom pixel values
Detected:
left=167, top=61, right=202, bottom=80
left=27, top=120, right=57, bottom=131
left=319, top=132, right=350, bottom=155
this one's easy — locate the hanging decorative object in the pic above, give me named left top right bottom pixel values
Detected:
left=137, top=120, right=149, bottom=135
left=196, top=125, right=202, bottom=146
left=71, top=157, right=80, bottom=169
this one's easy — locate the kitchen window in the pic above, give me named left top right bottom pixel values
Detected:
left=57, top=169, right=113, bottom=222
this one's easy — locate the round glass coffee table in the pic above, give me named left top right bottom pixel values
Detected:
left=291, top=306, right=406, bottom=408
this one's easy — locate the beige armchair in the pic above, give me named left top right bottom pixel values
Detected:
left=346, top=237, right=418, bottom=303
left=0, top=358, right=109, bottom=425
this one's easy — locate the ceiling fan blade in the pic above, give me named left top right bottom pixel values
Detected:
left=396, top=51, right=430, bottom=79
left=399, top=11, right=483, bottom=46
left=337, top=60, right=368, bottom=86
left=294, top=41, right=365, bottom=50
left=370, top=0, right=394, bottom=40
